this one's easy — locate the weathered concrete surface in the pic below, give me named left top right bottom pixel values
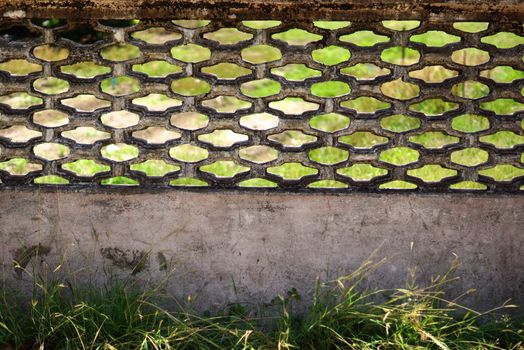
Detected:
left=1, top=190, right=523, bottom=311
left=1, top=0, right=523, bottom=21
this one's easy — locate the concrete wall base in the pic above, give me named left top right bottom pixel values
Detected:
left=1, top=190, right=523, bottom=312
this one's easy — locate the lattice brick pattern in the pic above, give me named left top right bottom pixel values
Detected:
left=0, top=19, right=523, bottom=192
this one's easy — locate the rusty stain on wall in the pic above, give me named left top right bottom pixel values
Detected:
left=12, top=244, right=51, bottom=278
left=100, top=247, right=149, bottom=275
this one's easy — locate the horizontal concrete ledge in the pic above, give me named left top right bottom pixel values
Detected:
left=1, top=191, right=523, bottom=311
left=2, top=186, right=524, bottom=197
left=1, top=0, right=523, bottom=21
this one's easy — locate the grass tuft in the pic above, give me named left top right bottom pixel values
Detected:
left=1, top=258, right=523, bottom=349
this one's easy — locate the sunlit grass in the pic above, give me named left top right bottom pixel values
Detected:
left=1, top=258, right=522, bottom=349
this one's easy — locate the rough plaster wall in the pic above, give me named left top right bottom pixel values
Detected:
left=0, top=190, right=523, bottom=311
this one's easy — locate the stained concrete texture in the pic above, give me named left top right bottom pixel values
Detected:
left=1, top=0, right=523, bottom=21
left=0, top=190, right=523, bottom=311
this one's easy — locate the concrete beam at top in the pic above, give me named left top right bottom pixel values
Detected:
left=0, top=0, right=523, bottom=21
